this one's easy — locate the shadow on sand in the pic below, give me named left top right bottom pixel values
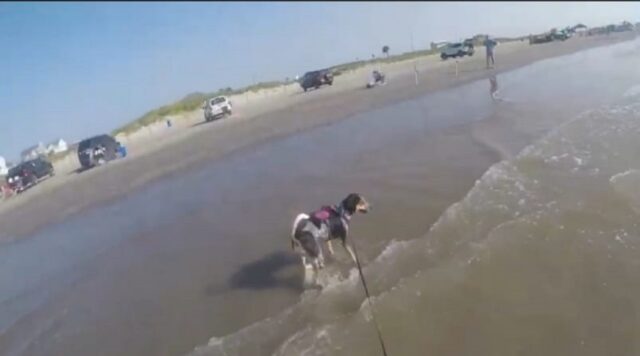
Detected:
left=210, top=251, right=304, bottom=295
left=68, top=166, right=90, bottom=176
left=191, top=119, right=217, bottom=128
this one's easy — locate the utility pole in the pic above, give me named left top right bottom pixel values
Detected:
left=410, top=26, right=415, bottom=52
left=410, top=26, right=419, bottom=86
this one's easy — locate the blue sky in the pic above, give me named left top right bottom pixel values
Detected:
left=0, top=2, right=638, bottom=160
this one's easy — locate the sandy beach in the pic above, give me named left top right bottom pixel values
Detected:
left=0, top=32, right=635, bottom=242
left=1, top=31, right=639, bottom=356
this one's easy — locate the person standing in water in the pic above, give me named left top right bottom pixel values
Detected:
left=484, top=36, right=497, bottom=69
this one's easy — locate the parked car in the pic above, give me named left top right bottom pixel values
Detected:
left=202, top=96, right=233, bottom=122
left=440, top=42, right=475, bottom=60
left=6, top=157, right=54, bottom=193
left=77, top=134, right=123, bottom=169
left=552, top=30, right=570, bottom=41
left=300, top=69, right=333, bottom=92
left=529, top=33, right=554, bottom=45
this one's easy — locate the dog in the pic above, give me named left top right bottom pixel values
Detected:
left=291, top=193, right=371, bottom=271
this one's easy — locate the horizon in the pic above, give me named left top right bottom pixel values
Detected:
left=1, top=2, right=638, bottom=161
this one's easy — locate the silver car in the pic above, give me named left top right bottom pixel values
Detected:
left=203, top=96, right=233, bottom=122
left=440, top=42, right=475, bottom=60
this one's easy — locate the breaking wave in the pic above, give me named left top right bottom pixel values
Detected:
left=189, top=100, right=640, bottom=356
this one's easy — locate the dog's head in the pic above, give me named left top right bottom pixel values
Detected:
left=341, top=193, right=371, bottom=215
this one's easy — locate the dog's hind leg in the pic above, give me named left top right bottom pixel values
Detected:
left=316, top=249, right=325, bottom=270
left=302, top=263, right=317, bottom=288
left=301, top=255, right=314, bottom=270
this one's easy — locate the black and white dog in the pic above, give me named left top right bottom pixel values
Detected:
left=291, top=193, right=371, bottom=271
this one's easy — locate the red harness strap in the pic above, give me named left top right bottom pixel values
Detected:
left=310, top=205, right=338, bottom=226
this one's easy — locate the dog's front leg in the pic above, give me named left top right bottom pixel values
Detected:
left=327, top=240, right=335, bottom=256
left=344, top=243, right=358, bottom=265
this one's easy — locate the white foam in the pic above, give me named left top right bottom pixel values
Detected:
left=191, top=101, right=640, bottom=356
left=623, top=85, right=640, bottom=98
left=610, top=169, right=640, bottom=184
left=206, top=336, right=224, bottom=347
left=375, top=239, right=412, bottom=263
left=314, top=268, right=355, bottom=291
left=271, top=326, right=312, bottom=356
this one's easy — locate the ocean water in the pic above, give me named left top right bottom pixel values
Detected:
left=190, top=42, right=640, bottom=356
left=2, top=38, right=640, bottom=356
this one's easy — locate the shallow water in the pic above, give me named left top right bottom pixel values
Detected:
left=1, top=38, right=639, bottom=356
left=190, top=40, right=640, bottom=356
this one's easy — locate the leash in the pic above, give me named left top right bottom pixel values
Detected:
left=350, top=237, right=389, bottom=356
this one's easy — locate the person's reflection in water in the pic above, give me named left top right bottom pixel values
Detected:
left=489, top=73, right=500, bottom=101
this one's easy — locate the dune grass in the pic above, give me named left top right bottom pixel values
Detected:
left=112, top=36, right=523, bottom=137
left=111, top=47, right=450, bottom=137
left=330, top=48, right=442, bottom=76
left=112, top=81, right=294, bottom=136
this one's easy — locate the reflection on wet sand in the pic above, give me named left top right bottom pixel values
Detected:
left=489, top=73, right=499, bottom=100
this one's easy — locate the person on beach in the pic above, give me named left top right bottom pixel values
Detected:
left=484, top=36, right=497, bottom=69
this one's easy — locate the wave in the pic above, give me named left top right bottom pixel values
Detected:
left=189, top=102, right=640, bottom=356
left=623, top=84, right=640, bottom=98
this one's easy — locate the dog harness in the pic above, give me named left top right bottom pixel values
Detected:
left=302, top=204, right=350, bottom=242
left=303, top=204, right=352, bottom=243
left=312, top=206, right=335, bottom=221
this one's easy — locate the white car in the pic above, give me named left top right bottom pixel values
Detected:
left=440, top=42, right=475, bottom=60
left=203, top=96, right=233, bottom=122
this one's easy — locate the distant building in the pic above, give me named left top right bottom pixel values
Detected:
left=617, top=21, right=634, bottom=32
left=21, top=142, right=47, bottom=161
left=21, top=139, right=69, bottom=162
left=587, top=26, right=608, bottom=36
left=46, top=138, right=68, bottom=155
left=0, top=156, right=7, bottom=176
left=571, top=24, right=588, bottom=31
left=574, top=27, right=588, bottom=37
left=430, top=41, right=449, bottom=50
left=471, top=34, right=489, bottom=46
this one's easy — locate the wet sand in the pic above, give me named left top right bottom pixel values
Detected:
left=0, top=33, right=639, bottom=356
left=0, top=32, right=635, bottom=242
left=1, top=87, right=514, bottom=356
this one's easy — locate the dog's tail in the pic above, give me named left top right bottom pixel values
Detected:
left=291, top=213, right=309, bottom=250
left=292, top=213, right=309, bottom=237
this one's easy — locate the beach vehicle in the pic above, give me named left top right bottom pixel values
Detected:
left=300, top=69, right=334, bottom=92
left=203, top=96, right=233, bottom=122
left=552, top=30, right=570, bottom=41
left=6, top=157, right=54, bottom=193
left=529, top=33, right=554, bottom=45
left=440, top=42, right=475, bottom=60
left=77, top=134, right=123, bottom=169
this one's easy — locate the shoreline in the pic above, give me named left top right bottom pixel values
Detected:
left=2, top=32, right=640, bottom=356
left=0, top=31, right=636, bottom=243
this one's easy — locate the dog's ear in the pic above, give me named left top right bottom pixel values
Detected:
left=341, top=193, right=361, bottom=214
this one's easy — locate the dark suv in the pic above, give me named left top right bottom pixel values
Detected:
left=300, top=69, right=333, bottom=92
left=6, top=157, right=54, bottom=193
left=77, top=134, right=121, bottom=169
